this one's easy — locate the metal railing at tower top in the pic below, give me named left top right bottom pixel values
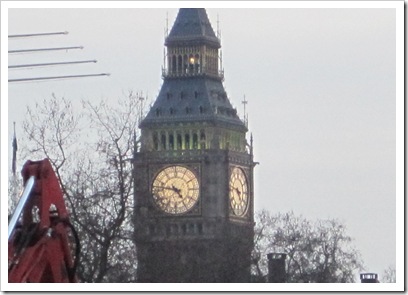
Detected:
left=161, top=67, right=224, bottom=81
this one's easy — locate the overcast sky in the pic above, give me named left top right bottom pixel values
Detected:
left=2, top=1, right=403, bottom=291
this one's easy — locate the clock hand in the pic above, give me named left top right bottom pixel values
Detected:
left=154, top=185, right=183, bottom=198
left=154, top=186, right=168, bottom=190
left=155, top=185, right=177, bottom=192
left=154, top=186, right=181, bottom=200
left=171, top=185, right=183, bottom=198
left=235, top=187, right=242, bottom=200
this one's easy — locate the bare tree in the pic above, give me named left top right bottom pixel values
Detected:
left=381, top=265, right=396, bottom=283
left=21, top=92, right=145, bottom=282
left=8, top=177, right=21, bottom=217
left=252, top=210, right=364, bottom=283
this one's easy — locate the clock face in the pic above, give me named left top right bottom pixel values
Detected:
left=151, top=166, right=199, bottom=214
left=229, top=167, right=249, bottom=217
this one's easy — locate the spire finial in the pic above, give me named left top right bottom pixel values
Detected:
left=139, top=92, right=145, bottom=124
left=242, top=95, right=248, bottom=127
left=217, top=14, right=220, bottom=40
left=165, top=11, right=169, bottom=38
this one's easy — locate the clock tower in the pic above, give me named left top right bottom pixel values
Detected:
left=134, top=8, right=255, bottom=283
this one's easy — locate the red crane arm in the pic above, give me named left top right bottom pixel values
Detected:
left=8, top=159, right=79, bottom=283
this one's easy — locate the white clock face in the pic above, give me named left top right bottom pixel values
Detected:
left=229, top=167, right=249, bottom=216
left=151, top=166, right=199, bottom=214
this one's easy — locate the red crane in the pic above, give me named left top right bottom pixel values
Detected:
left=8, top=159, right=79, bottom=283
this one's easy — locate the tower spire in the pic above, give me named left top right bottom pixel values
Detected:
left=134, top=8, right=255, bottom=283
left=242, top=95, right=248, bottom=128
left=142, top=8, right=245, bottom=132
left=217, top=13, right=221, bottom=40
left=165, top=11, right=169, bottom=38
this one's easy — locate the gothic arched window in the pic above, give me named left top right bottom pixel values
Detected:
left=161, top=133, right=166, bottom=150
left=188, top=54, right=194, bottom=73
left=185, top=133, right=190, bottom=149
left=183, top=54, right=188, bottom=73
left=169, top=134, right=174, bottom=150
left=195, top=54, right=200, bottom=73
left=153, top=132, right=159, bottom=151
left=177, top=133, right=182, bottom=150
left=178, top=55, right=182, bottom=73
left=200, top=130, right=206, bottom=149
left=193, top=133, right=198, bottom=149
left=172, top=55, right=177, bottom=74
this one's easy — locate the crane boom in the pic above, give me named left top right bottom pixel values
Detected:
left=8, top=176, right=35, bottom=240
left=8, top=159, right=79, bottom=283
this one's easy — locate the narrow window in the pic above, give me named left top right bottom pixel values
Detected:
left=183, top=54, right=188, bottom=73
left=200, top=130, right=206, bottom=149
left=193, top=133, right=198, bottom=149
left=188, top=54, right=194, bottom=73
left=177, top=134, right=182, bottom=150
left=195, top=54, right=200, bottom=73
left=153, top=132, right=159, bottom=151
left=172, top=55, right=177, bottom=74
left=185, top=133, right=190, bottom=149
left=178, top=55, right=183, bottom=73
left=169, top=134, right=174, bottom=150
left=161, top=133, right=166, bottom=150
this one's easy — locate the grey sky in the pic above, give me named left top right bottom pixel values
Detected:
left=3, top=1, right=403, bottom=289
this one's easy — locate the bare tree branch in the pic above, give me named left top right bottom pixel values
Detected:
left=21, top=91, right=145, bottom=282
left=252, top=210, right=364, bottom=283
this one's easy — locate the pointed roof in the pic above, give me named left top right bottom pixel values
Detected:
left=165, top=8, right=220, bottom=48
left=140, top=77, right=246, bottom=131
left=140, top=8, right=246, bottom=131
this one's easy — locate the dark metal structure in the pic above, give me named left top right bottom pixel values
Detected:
left=267, top=253, right=287, bottom=283
left=360, top=273, right=379, bottom=283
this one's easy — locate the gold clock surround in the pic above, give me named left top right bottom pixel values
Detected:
left=151, top=165, right=200, bottom=214
left=229, top=167, right=249, bottom=217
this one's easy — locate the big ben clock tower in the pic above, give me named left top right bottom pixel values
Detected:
left=134, top=8, right=255, bottom=283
